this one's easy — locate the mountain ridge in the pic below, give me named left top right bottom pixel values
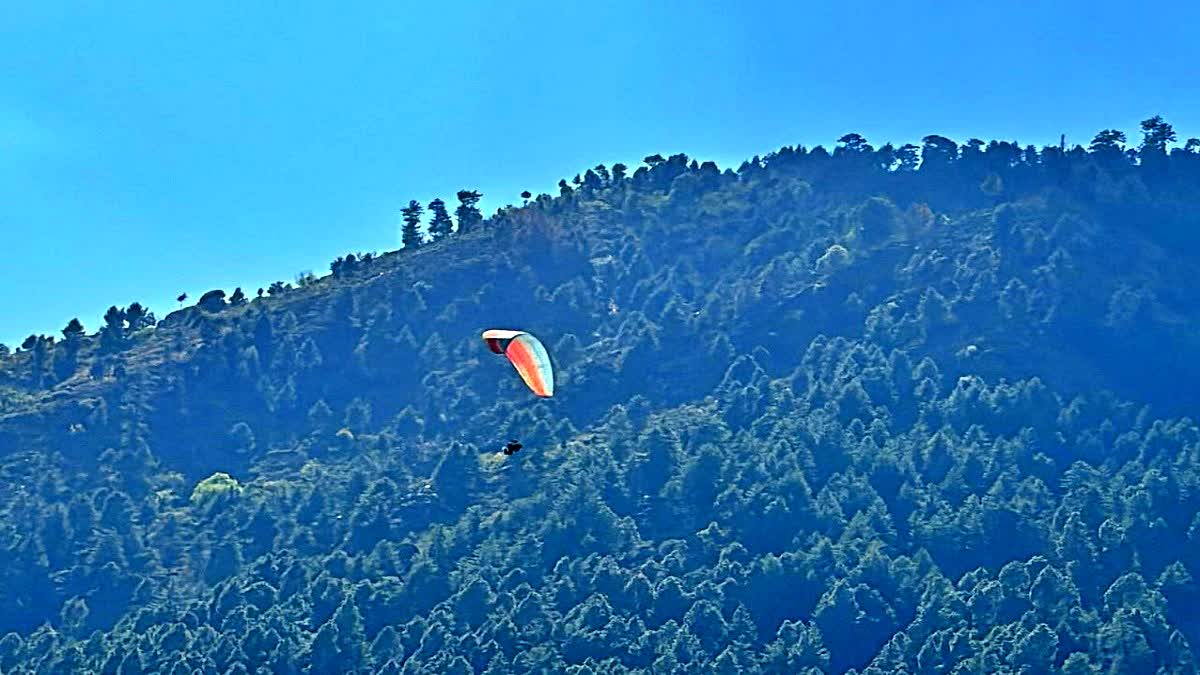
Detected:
left=1, top=126, right=1200, bottom=672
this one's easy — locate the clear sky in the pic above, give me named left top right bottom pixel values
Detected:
left=2, top=0, right=1198, bottom=346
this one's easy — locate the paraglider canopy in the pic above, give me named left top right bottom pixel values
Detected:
left=482, top=329, right=554, bottom=397
left=482, top=329, right=523, bottom=354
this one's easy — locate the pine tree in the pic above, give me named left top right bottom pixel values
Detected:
left=401, top=200, right=424, bottom=249
left=57, top=318, right=85, bottom=381
left=455, top=190, right=482, bottom=232
left=333, top=596, right=367, bottom=667
left=62, top=318, right=84, bottom=340
left=100, top=306, right=126, bottom=352
left=124, top=302, right=153, bottom=331
left=310, top=622, right=343, bottom=673
left=23, top=334, right=52, bottom=387
left=427, top=198, right=454, bottom=241
left=1140, top=115, right=1176, bottom=155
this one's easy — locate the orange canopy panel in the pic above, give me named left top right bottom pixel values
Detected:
left=481, top=329, right=555, bottom=397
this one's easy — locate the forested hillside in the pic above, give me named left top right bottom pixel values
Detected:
left=1, top=118, right=1199, bottom=674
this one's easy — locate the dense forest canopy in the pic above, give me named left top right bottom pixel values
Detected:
left=0, top=117, right=1199, bottom=673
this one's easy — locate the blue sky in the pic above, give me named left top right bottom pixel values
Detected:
left=2, top=1, right=1198, bottom=346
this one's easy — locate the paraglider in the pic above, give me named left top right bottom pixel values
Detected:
left=481, top=329, right=555, bottom=397
left=482, top=330, right=554, bottom=459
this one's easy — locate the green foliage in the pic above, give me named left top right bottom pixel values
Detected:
left=100, top=305, right=127, bottom=352
left=1139, top=115, right=1176, bottom=155
left=454, top=189, right=482, bottom=232
left=427, top=198, right=454, bottom=241
left=190, top=471, right=243, bottom=504
left=61, top=318, right=84, bottom=339
left=401, top=199, right=424, bottom=249
left=125, top=302, right=154, bottom=331
left=197, top=289, right=227, bottom=312
left=0, top=119, right=1199, bottom=673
